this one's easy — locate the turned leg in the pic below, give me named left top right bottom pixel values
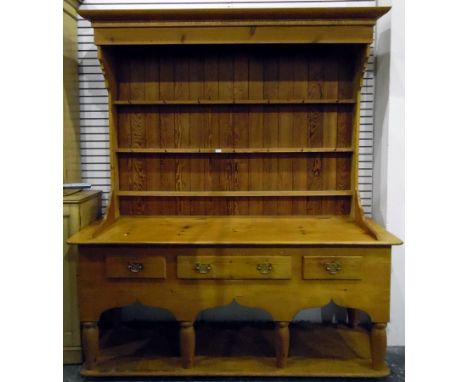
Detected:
left=370, top=323, right=387, bottom=370
left=275, top=321, right=290, bottom=368
left=82, top=321, right=99, bottom=369
left=347, top=308, right=359, bottom=328
left=179, top=321, right=195, bottom=368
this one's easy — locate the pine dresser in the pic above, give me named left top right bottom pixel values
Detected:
left=69, top=6, right=402, bottom=377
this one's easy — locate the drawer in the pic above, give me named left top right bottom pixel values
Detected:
left=303, top=256, right=363, bottom=280
left=105, top=255, right=166, bottom=279
left=177, top=256, right=291, bottom=280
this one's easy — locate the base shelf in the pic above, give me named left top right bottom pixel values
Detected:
left=82, top=322, right=389, bottom=377
left=82, top=356, right=389, bottom=377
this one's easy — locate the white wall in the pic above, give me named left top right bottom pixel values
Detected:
left=374, top=0, right=405, bottom=346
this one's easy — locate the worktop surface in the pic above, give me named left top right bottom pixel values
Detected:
left=68, top=215, right=400, bottom=246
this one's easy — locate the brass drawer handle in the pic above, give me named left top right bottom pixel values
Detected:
left=323, top=261, right=341, bottom=275
left=257, top=262, right=273, bottom=275
left=127, top=262, right=144, bottom=273
left=194, top=263, right=212, bottom=274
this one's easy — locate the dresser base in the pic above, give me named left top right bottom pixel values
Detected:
left=80, top=322, right=390, bottom=377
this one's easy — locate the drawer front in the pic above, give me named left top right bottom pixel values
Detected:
left=303, top=256, right=363, bottom=280
left=177, top=256, right=291, bottom=280
left=105, top=255, right=166, bottom=279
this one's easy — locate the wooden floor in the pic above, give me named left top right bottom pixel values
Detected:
left=68, top=215, right=395, bottom=245
left=81, top=322, right=389, bottom=377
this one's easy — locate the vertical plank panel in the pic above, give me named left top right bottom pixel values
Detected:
left=336, top=150, right=351, bottom=191
left=204, top=55, right=219, bottom=214
left=306, top=107, right=324, bottom=214
left=216, top=156, right=231, bottom=214
left=145, top=156, right=161, bottom=215
left=145, top=107, right=160, bottom=148
left=306, top=48, right=324, bottom=214
left=233, top=53, right=250, bottom=214
left=159, top=157, right=175, bottom=213
left=307, top=49, right=324, bottom=100
left=117, top=108, right=131, bottom=148
left=175, top=114, right=191, bottom=215
left=218, top=50, right=234, bottom=148
left=118, top=56, right=130, bottom=100
left=249, top=52, right=264, bottom=101
left=306, top=49, right=325, bottom=213
left=248, top=53, right=264, bottom=213
left=277, top=56, right=294, bottom=214
left=119, top=196, right=132, bottom=215
left=322, top=53, right=339, bottom=213
left=338, top=46, right=354, bottom=100
left=233, top=108, right=249, bottom=214
left=204, top=52, right=219, bottom=100
left=336, top=106, right=353, bottom=214
left=186, top=56, right=204, bottom=214
left=262, top=55, right=279, bottom=214
left=117, top=109, right=131, bottom=213
left=217, top=51, right=234, bottom=214
left=130, top=57, right=147, bottom=214
left=292, top=54, right=308, bottom=214
left=248, top=109, right=264, bottom=214
left=117, top=156, right=130, bottom=191
left=189, top=55, right=204, bottom=101
left=144, top=52, right=159, bottom=101
left=174, top=53, right=189, bottom=101
left=323, top=107, right=338, bottom=213
left=189, top=113, right=205, bottom=215
left=234, top=53, right=249, bottom=100
left=218, top=49, right=234, bottom=100
left=337, top=107, right=352, bottom=213
left=130, top=56, right=145, bottom=101
left=160, top=54, right=175, bottom=101
left=159, top=55, right=176, bottom=213
left=174, top=54, right=191, bottom=215
left=337, top=107, right=353, bottom=148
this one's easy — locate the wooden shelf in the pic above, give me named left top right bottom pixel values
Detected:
left=117, top=190, right=353, bottom=197
left=68, top=215, right=401, bottom=246
left=113, top=99, right=356, bottom=106
left=80, top=322, right=389, bottom=377
left=116, top=148, right=354, bottom=154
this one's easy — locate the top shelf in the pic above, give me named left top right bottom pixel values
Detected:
left=113, top=99, right=356, bottom=106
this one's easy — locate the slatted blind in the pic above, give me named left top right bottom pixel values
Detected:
left=78, top=0, right=376, bottom=216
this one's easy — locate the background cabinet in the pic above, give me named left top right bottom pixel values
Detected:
left=63, top=190, right=101, bottom=363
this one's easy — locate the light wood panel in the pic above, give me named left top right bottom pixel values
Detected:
left=112, top=45, right=356, bottom=216
left=117, top=154, right=350, bottom=190
left=177, top=256, right=291, bottom=280
left=105, top=255, right=166, bottom=279
left=114, top=45, right=357, bottom=102
left=119, top=196, right=351, bottom=216
left=68, top=216, right=402, bottom=246
left=303, top=256, right=363, bottom=280
left=76, top=245, right=393, bottom=322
